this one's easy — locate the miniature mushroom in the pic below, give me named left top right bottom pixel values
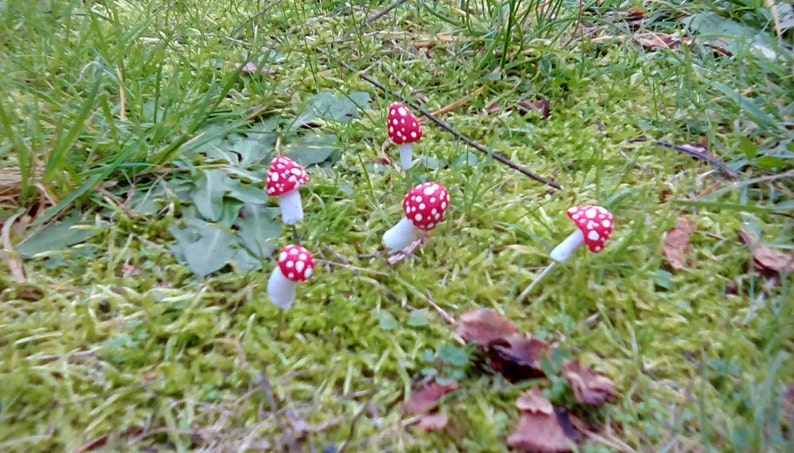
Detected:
left=383, top=182, right=450, bottom=251
left=518, top=205, right=614, bottom=299
left=267, top=244, right=315, bottom=309
left=266, top=156, right=310, bottom=225
left=387, top=102, right=423, bottom=170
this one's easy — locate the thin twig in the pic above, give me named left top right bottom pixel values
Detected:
left=342, top=0, right=408, bottom=41
left=652, top=140, right=740, bottom=178
left=316, top=259, right=390, bottom=276
left=318, top=49, right=563, bottom=191
left=336, top=402, right=370, bottom=453
left=258, top=368, right=299, bottom=452
left=425, top=291, right=455, bottom=325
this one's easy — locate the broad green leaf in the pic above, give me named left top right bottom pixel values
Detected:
left=217, top=198, right=244, bottom=229
left=293, top=91, right=371, bottom=128
left=230, top=248, right=263, bottom=273
left=288, top=134, right=338, bottom=167
left=236, top=204, right=281, bottom=259
left=190, top=169, right=227, bottom=221
left=407, top=309, right=430, bottom=328
left=17, top=212, right=98, bottom=258
left=232, top=138, right=273, bottom=167
left=225, top=179, right=269, bottom=204
left=377, top=310, right=399, bottom=331
left=684, top=12, right=790, bottom=61
left=179, top=219, right=237, bottom=276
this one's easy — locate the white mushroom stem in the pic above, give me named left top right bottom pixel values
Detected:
left=383, top=217, right=419, bottom=251
left=267, top=267, right=297, bottom=309
left=549, top=229, right=584, bottom=263
left=518, top=229, right=584, bottom=300
left=398, top=144, right=414, bottom=170
left=278, top=189, right=304, bottom=225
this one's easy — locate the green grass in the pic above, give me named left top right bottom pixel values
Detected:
left=1, top=0, right=793, bottom=451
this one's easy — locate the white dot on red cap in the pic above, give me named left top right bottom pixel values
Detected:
left=410, top=132, right=417, bottom=138
left=586, top=208, right=597, bottom=218
left=289, top=248, right=299, bottom=255
left=305, top=268, right=313, bottom=278
left=299, top=253, right=307, bottom=260
left=594, top=246, right=602, bottom=252
left=423, top=186, right=436, bottom=196
left=415, top=195, right=422, bottom=202
left=602, top=219, right=611, bottom=227
left=419, top=203, right=426, bottom=210
left=588, top=230, right=600, bottom=241
left=271, top=172, right=279, bottom=181
left=398, top=107, right=407, bottom=116
left=279, top=252, right=287, bottom=261
left=286, top=261, right=294, bottom=268
left=288, top=272, right=295, bottom=279
left=295, top=261, right=305, bottom=273
left=441, top=201, right=447, bottom=209
left=415, top=213, right=423, bottom=222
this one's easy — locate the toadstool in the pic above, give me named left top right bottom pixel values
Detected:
left=518, top=205, right=614, bottom=299
left=387, top=102, right=423, bottom=170
left=267, top=156, right=310, bottom=225
left=267, top=244, right=315, bottom=309
left=383, top=182, right=450, bottom=251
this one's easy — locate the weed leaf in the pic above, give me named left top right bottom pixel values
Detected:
left=16, top=212, right=98, bottom=258
left=236, top=204, right=281, bottom=259
left=170, top=219, right=236, bottom=276
left=287, top=134, right=338, bottom=167
left=190, top=169, right=227, bottom=221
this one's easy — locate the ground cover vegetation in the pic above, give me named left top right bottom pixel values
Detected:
left=1, top=0, right=793, bottom=451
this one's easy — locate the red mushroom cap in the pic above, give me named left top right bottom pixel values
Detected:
left=387, top=102, right=422, bottom=145
left=402, top=182, right=450, bottom=231
left=266, top=156, right=309, bottom=197
left=566, top=206, right=614, bottom=253
left=277, top=245, right=315, bottom=282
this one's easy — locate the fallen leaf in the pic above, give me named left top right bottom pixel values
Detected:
left=456, top=309, right=521, bottom=346
left=490, top=336, right=553, bottom=382
left=507, top=388, right=579, bottom=453
left=401, top=380, right=459, bottom=415
left=414, top=412, right=450, bottom=431
left=563, top=360, right=617, bottom=406
left=633, top=31, right=692, bottom=50
left=739, top=229, right=794, bottom=274
left=664, top=218, right=697, bottom=270
left=517, top=99, right=551, bottom=120
left=516, top=387, right=554, bottom=414
left=236, top=62, right=273, bottom=76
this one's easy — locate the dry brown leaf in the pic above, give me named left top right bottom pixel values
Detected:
left=516, top=388, right=554, bottom=414
left=401, top=380, right=459, bottom=415
left=739, top=229, right=794, bottom=274
left=414, top=412, right=450, bottom=432
left=517, top=99, right=551, bottom=120
left=456, top=309, right=521, bottom=346
left=563, top=360, right=617, bottom=406
left=634, top=32, right=693, bottom=50
left=664, top=218, right=697, bottom=270
left=491, top=336, right=553, bottom=382
left=507, top=389, right=579, bottom=453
